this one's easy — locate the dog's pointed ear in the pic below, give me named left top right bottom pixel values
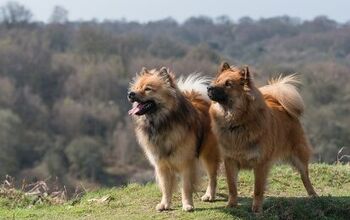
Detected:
left=158, top=67, right=175, bottom=86
left=159, top=67, right=168, bottom=77
left=219, top=61, right=231, bottom=73
left=240, top=65, right=255, bottom=100
left=240, top=65, right=250, bottom=83
left=138, top=67, right=149, bottom=76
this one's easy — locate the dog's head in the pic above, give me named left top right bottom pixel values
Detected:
left=208, top=62, right=254, bottom=106
left=128, top=67, right=177, bottom=116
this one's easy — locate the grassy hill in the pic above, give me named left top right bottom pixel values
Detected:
left=1, top=164, right=349, bottom=220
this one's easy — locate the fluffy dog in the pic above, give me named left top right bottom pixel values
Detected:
left=208, top=62, right=317, bottom=213
left=128, top=67, right=220, bottom=211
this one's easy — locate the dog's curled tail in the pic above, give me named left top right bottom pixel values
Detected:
left=177, top=73, right=211, bottom=102
left=260, top=74, right=304, bottom=118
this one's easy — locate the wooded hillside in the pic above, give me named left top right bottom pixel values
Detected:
left=0, top=2, right=349, bottom=189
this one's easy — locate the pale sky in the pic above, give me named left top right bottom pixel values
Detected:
left=0, top=0, right=349, bottom=23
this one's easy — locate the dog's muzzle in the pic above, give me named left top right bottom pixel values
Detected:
left=207, top=86, right=227, bottom=102
left=128, top=91, right=137, bottom=102
left=127, top=91, right=157, bottom=116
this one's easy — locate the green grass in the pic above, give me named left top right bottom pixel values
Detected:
left=1, top=164, right=349, bottom=220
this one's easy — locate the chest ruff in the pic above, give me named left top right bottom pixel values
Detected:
left=216, top=123, right=264, bottom=168
left=135, top=112, right=204, bottom=166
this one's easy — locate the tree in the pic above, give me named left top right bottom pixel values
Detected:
left=0, top=1, right=32, bottom=27
left=148, top=36, right=186, bottom=59
left=65, top=136, right=104, bottom=180
left=49, top=6, right=68, bottom=24
left=0, top=109, right=22, bottom=177
left=0, top=77, right=15, bottom=108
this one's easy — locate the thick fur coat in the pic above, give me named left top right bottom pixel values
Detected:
left=128, top=67, right=220, bottom=212
left=208, top=62, right=317, bottom=213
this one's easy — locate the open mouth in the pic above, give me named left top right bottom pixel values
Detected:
left=128, top=100, right=156, bottom=116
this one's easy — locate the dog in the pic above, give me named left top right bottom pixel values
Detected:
left=128, top=67, right=220, bottom=211
left=208, top=62, right=317, bottom=213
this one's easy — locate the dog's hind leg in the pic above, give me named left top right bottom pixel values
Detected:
left=155, top=165, right=176, bottom=211
left=290, top=151, right=318, bottom=197
left=200, top=153, right=219, bottom=202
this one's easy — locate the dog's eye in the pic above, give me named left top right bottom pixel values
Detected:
left=225, top=81, right=232, bottom=87
left=144, top=87, right=152, bottom=92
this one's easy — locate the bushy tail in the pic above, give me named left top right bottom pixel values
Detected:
left=177, top=73, right=211, bottom=102
left=260, top=74, right=304, bottom=118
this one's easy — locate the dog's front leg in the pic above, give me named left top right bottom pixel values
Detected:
left=252, top=163, right=270, bottom=213
left=181, top=163, right=195, bottom=211
left=224, top=157, right=239, bottom=208
left=155, top=165, right=175, bottom=211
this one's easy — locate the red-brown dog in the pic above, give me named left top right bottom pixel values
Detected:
left=208, top=62, right=317, bottom=213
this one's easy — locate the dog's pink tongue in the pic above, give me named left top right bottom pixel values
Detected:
left=128, top=103, right=142, bottom=115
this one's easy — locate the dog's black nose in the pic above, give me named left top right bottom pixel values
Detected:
left=207, top=86, right=214, bottom=92
left=128, top=91, right=136, bottom=100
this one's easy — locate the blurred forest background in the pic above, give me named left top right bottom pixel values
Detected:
left=0, top=1, right=349, bottom=190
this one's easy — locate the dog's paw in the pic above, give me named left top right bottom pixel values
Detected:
left=251, top=204, right=263, bottom=214
left=182, top=204, right=194, bottom=212
left=225, top=197, right=238, bottom=208
left=156, top=202, right=170, bottom=212
left=225, top=201, right=238, bottom=208
left=309, top=192, right=319, bottom=198
left=201, top=194, right=215, bottom=202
